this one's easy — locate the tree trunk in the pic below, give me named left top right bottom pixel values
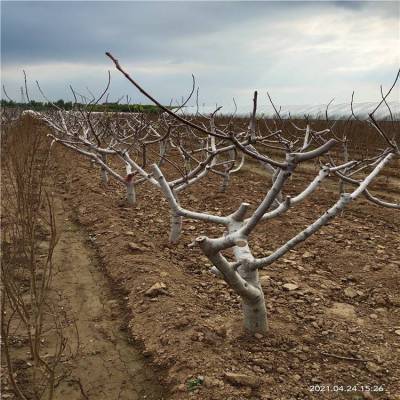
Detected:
left=220, top=173, right=229, bottom=192
left=168, top=190, right=182, bottom=244
left=126, top=182, right=136, bottom=205
left=339, top=142, right=349, bottom=194
left=242, top=292, right=268, bottom=334
left=100, top=168, right=108, bottom=184
left=169, top=211, right=182, bottom=244
left=159, top=141, right=169, bottom=167
left=237, top=265, right=268, bottom=334
left=100, top=154, right=108, bottom=184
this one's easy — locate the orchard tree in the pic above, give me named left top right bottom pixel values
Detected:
left=107, top=52, right=399, bottom=334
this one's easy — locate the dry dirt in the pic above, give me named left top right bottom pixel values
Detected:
left=1, top=197, right=166, bottom=399
left=50, top=200, right=165, bottom=399
left=46, top=142, right=400, bottom=400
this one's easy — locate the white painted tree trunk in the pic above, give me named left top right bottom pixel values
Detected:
left=242, top=292, right=268, bottom=334
left=126, top=181, right=136, bottom=205
left=339, top=142, right=349, bottom=194
left=169, top=192, right=182, bottom=244
left=168, top=190, right=182, bottom=244
left=100, top=154, right=108, bottom=184
left=220, top=173, right=230, bottom=192
left=169, top=211, right=182, bottom=244
left=233, top=232, right=268, bottom=334
left=159, top=140, right=169, bottom=167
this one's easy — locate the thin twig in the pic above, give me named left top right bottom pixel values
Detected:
left=321, top=352, right=370, bottom=362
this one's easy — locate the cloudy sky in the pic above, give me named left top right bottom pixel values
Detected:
left=1, top=1, right=399, bottom=113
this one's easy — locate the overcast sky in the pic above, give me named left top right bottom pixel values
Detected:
left=1, top=1, right=399, bottom=112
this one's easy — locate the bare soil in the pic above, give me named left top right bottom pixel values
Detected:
left=50, top=200, right=165, bottom=399
left=48, top=143, right=400, bottom=400
left=1, top=198, right=166, bottom=400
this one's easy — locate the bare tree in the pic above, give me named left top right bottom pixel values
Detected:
left=107, top=53, right=399, bottom=334
left=1, top=117, right=69, bottom=399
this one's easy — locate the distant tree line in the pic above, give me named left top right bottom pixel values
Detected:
left=0, top=99, right=161, bottom=113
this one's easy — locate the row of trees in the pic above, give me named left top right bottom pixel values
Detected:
left=3, top=56, right=399, bottom=334
left=1, top=117, right=72, bottom=399
left=1, top=99, right=160, bottom=113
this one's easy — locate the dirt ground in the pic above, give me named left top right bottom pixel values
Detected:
left=1, top=196, right=165, bottom=400
left=48, top=143, right=400, bottom=400
left=51, top=200, right=165, bottom=400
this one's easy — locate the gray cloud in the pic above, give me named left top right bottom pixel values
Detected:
left=2, top=1, right=291, bottom=64
left=334, top=0, right=399, bottom=16
left=333, top=1, right=366, bottom=11
left=1, top=1, right=399, bottom=109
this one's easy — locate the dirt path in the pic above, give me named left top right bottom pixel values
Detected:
left=51, top=205, right=165, bottom=400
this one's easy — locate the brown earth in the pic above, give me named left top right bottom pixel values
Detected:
left=1, top=196, right=166, bottom=399
left=50, top=199, right=165, bottom=400
left=48, top=140, right=400, bottom=400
